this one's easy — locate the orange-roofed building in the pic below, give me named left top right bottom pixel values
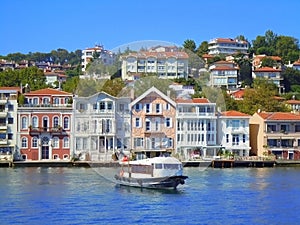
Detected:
left=286, top=99, right=300, bottom=111
left=176, top=97, right=219, bottom=160
left=17, top=88, right=73, bottom=161
left=209, top=60, right=239, bottom=90
left=252, top=66, right=284, bottom=93
left=250, top=112, right=300, bottom=159
left=218, top=110, right=251, bottom=157
left=208, top=38, right=249, bottom=55
left=252, top=54, right=282, bottom=69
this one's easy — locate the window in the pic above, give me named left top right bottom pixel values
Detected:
left=7, top=133, right=13, bottom=140
left=232, top=120, right=240, bottom=129
left=168, top=138, right=173, bottom=148
left=65, top=97, right=69, bottom=104
left=243, top=134, right=246, bottom=143
left=135, top=118, right=141, bottom=127
left=100, top=102, right=105, bottom=110
left=63, top=117, right=69, bottom=129
left=145, top=119, right=151, bottom=131
left=43, top=98, right=50, bottom=105
left=53, top=137, right=59, bottom=148
left=32, top=137, right=38, bottom=148
left=226, top=134, right=229, bottom=143
left=21, top=137, right=28, bottom=148
left=135, top=103, right=142, bottom=111
left=232, top=134, right=239, bottom=145
left=145, top=103, right=151, bottom=113
left=166, top=103, right=170, bottom=110
left=33, top=98, right=38, bottom=105
left=32, top=117, right=38, bottom=128
left=93, top=103, right=97, bottom=110
left=134, top=138, right=144, bottom=147
left=53, top=117, right=59, bottom=128
left=21, top=117, right=28, bottom=129
left=107, top=102, right=113, bottom=110
left=8, top=118, right=13, bottom=124
left=0, top=133, right=6, bottom=140
left=8, top=104, right=13, bottom=111
left=156, top=104, right=161, bottom=113
left=53, top=98, right=59, bottom=105
left=63, top=137, right=69, bottom=148
left=165, top=118, right=172, bottom=128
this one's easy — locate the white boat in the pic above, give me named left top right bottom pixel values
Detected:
left=114, top=155, right=188, bottom=189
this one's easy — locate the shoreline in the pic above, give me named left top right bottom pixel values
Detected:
left=1, top=159, right=300, bottom=168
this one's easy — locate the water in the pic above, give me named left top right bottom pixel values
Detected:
left=0, top=166, right=300, bottom=225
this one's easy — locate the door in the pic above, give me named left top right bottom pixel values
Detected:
left=41, top=146, right=49, bottom=159
left=43, top=117, right=48, bottom=131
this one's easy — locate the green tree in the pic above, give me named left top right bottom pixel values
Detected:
left=281, top=67, right=300, bottom=92
left=183, top=39, right=196, bottom=53
left=238, top=78, right=288, bottom=114
left=101, top=78, right=125, bottom=97
left=261, top=57, right=277, bottom=67
left=196, top=41, right=208, bottom=57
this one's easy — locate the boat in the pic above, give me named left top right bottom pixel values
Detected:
left=114, top=153, right=188, bottom=189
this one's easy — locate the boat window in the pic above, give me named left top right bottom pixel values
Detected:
left=164, top=164, right=180, bottom=170
left=131, top=165, right=152, bottom=174
left=155, top=163, right=163, bottom=169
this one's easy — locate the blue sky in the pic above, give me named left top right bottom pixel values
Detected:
left=1, top=0, right=300, bottom=55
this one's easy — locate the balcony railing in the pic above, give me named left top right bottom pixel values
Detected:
left=29, top=127, right=64, bottom=134
left=19, top=104, right=72, bottom=108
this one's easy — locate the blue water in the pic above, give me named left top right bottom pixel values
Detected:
left=0, top=166, right=300, bottom=225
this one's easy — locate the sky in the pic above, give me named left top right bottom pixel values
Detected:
left=1, top=0, right=300, bottom=55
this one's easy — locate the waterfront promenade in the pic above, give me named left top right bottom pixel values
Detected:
left=1, top=158, right=300, bottom=168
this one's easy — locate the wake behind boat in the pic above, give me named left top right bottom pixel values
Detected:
left=114, top=153, right=188, bottom=189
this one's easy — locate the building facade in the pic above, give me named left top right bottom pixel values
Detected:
left=73, top=92, right=131, bottom=161
left=209, top=61, right=238, bottom=90
left=121, top=51, right=189, bottom=81
left=17, top=88, right=73, bottom=160
left=218, top=110, right=251, bottom=157
left=250, top=112, right=300, bottom=160
left=176, top=98, right=219, bottom=160
left=0, top=87, right=20, bottom=161
left=130, top=87, right=176, bottom=158
left=81, top=45, right=115, bottom=72
left=208, top=38, right=249, bottom=55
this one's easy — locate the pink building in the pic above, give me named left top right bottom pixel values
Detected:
left=17, top=88, right=73, bottom=160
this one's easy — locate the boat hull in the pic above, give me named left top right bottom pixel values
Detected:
left=114, top=174, right=188, bottom=189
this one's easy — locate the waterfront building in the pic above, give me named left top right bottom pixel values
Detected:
left=252, top=66, right=284, bottom=93
left=250, top=111, right=300, bottom=160
left=218, top=110, right=251, bottom=157
left=208, top=38, right=249, bottom=56
left=209, top=60, right=239, bottom=90
left=81, top=45, right=115, bottom=72
left=130, top=87, right=176, bottom=158
left=121, top=51, right=189, bottom=81
left=17, top=88, right=73, bottom=160
left=73, top=92, right=131, bottom=161
left=176, top=98, right=219, bottom=160
left=0, top=87, right=20, bottom=161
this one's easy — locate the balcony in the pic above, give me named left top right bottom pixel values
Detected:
left=0, top=111, right=7, bottom=118
left=0, top=123, right=7, bottom=130
left=0, top=139, right=8, bottom=145
left=29, top=126, right=64, bottom=134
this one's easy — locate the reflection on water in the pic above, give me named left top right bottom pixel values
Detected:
left=1, top=167, right=300, bottom=224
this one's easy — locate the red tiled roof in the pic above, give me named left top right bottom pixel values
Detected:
left=202, top=54, right=214, bottom=58
left=273, top=96, right=285, bottom=100
left=212, top=38, right=248, bottom=44
left=293, top=60, right=300, bottom=66
left=0, top=86, right=21, bottom=92
left=211, top=66, right=238, bottom=71
left=253, top=67, right=281, bottom=72
left=230, top=89, right=245, bottom=98
left=286, top=99, right=300, bottom=104
left=214, top=60, right=233, bottom=64
left=221, top=110, right=250, bottom=117
left=258, top=112, right=300, bottom=121
left=25, top=88, right=72, bottom=96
